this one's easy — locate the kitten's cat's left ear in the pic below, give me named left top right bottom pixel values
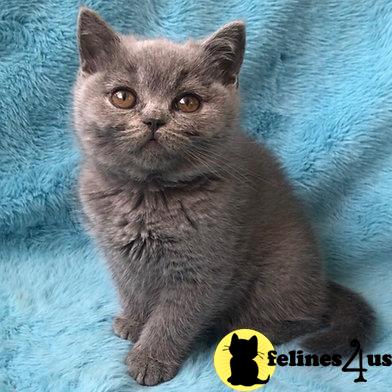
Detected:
left=77, top=7, right=121, bottom=74
left=201, top=21, right=246, bottom=86
left=249, top=335, right=258, bottom=347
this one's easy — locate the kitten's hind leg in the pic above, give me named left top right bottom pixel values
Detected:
left=227, top=376, right=240, bottom=385
left=113, top=314, right=144, bottom=342
left=226, top=315, right=322, bottom=346
left=268, top=319, right=323, bottom=345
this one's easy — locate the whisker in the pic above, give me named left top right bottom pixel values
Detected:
left=184, top=150, right=224, bottom=180
left=191, top=146, right=279, bottom=189
left=187, top=148, right=259, bottom=190
left=162, top=129, right=189, bottom=142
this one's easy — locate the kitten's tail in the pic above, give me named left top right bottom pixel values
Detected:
left=255, top=375, right=270, bottom=384
left=301, top=281, right=375, bottom=356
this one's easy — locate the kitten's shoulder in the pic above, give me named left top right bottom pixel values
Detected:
left=235, top=131, right=284, bottom=175
left=78, top=161, right=124, bottom=203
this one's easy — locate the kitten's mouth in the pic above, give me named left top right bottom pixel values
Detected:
left=143, top=136, right=162, bottom=150
left=138, top=131, right=171, bottom=155
left=144, top=129, right=167, bottom=148
left=145, top=130, right=158, bottom=143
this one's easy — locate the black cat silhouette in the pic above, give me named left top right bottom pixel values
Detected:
left=227, top=333, right=270, bottom=386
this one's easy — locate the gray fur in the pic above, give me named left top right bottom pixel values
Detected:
left=74, top=8, right=374, bottom=386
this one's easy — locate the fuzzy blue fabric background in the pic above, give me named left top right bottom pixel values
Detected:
left=1, top=0, right=392, bottom=391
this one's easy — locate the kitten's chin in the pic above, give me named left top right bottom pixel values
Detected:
left=130, top=147, right=180, bottom=174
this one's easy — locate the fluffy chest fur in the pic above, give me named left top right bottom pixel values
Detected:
left=79, top=167, right=232, bottom=274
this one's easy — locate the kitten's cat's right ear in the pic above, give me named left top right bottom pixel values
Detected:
left=77, top=7, right=121, bottom=74
left=231, top=333, right=239, bottom=344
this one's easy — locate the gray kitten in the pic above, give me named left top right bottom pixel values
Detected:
left=73, top=8, right=374, bottom=386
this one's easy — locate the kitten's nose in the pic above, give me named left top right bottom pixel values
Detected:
left=142, top=117, right=166, bottom=132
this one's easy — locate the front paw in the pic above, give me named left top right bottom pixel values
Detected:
left=126, top=345, right=180, bottom=386
left=113, top=315, right=143, bottom=342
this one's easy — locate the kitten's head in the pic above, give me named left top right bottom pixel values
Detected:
left=228, top=333, right=258, bottom=359
left=74, top=8, right=245, bottom=180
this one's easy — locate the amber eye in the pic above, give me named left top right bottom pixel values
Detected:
left=174, top=94, right=201, bottom=113
left=110, top=89, right=136, bottom=109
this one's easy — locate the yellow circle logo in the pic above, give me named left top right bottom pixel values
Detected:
left=214, top=329, right=276, bottom=391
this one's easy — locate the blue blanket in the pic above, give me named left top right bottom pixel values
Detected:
left=1, top=0, right=392, bottom=391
